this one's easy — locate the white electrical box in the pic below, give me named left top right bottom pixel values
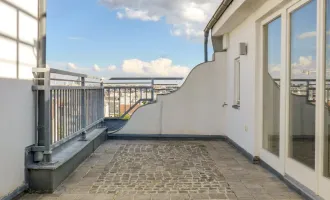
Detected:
left=222, top=33, right=229, bottom=50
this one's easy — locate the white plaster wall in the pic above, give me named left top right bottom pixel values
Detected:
left=223, top=13, right=257, bottom=155
left=0, top=79, right=35, bottom=198
left=117, top=53, right=227, bottom=135
left=215, top=0, right=289, bottom=156
left=0, top=0, right=37, bottom=198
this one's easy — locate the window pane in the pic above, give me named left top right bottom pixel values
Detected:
left=325, top=0, right=330, bottom=177
left=0, top=36, right=17, bottom=78
left=289, top=0, right=316, bottom=169
left=263, top=17, right=281, bottom=156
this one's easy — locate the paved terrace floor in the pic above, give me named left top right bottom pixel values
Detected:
left=20, top=140, right=304, bottom=200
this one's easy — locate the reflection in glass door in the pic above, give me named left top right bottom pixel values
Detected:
left=289, top=0, right=316, bottom=169
left=263, top=17, right=281, bottom=156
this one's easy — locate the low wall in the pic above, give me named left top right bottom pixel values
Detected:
left=117, top=52, right=227, bottom=135
left=0, top=78, right=35, bottom=199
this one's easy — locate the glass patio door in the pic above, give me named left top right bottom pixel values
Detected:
left=285, top=0, right=318, bottom=192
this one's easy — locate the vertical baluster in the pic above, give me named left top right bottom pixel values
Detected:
left=55, top=90, right=58, bottom=142
left=56, top=90, right=61, bottom=141
left=63, top=90, right=66, bottom=138
left=119, top=88, right=121, bottom=117
left=74, top=89, right=76, bottom=133
left=125, top=88, right=127, bottom=114
left=64, top=89, right=67, bottom=138
left=108, top=88, right=110, bottom=118
left=61, top=90, right=64, bottom=139
left=113, top=88, right=116, bottom=117
left=50, top=90, right=55, bottom=144
left=76, top=89, right=78, bottom=131
left=58, top=90, right=62, bottom=141
left=69, top=89, right=73, bottom=134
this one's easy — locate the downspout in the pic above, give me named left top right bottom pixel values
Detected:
left=203, top=0, right=233, bottom=61
left=204, top=30, right=209, bottom=62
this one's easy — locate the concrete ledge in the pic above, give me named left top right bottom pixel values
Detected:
left=108, top=133, right=226, bottom=141
left=27, top=128, right=107, bottom=193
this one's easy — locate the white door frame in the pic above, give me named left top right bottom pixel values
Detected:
left=317, top=0, right=330, bottom=198
left=258, top=10, right=284, bottom=174
left=256, top=0, right=330, bottom=196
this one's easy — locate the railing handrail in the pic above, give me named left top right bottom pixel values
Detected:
left=33, top=68, right=103, bottom=83
left=103, top=86, right=153, bottom=89
left=109, top=77, right=184, bottom=80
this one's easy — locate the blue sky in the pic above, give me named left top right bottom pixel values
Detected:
left=46, top=0, right=217, bottom=78
left=267, top=0, right=318, bottom=79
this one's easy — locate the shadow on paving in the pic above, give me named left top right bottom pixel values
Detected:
left=20, top=140, right=304, bottom=200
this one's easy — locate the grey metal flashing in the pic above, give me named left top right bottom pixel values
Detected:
left=108, top=133, right=226, bottom=141
left=204, top=0, right=233, bottom=33
left=0, top=183, right=28, bottom=200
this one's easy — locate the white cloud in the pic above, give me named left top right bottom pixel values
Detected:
left=68, top=36, right=85, bottom=40
left=100, top=0, right=220, bottom=39
left=117, top=8, right=160, bottom=21
left=49, top=59, right=190, bottom=78
left=67, top=62, right=77, bottom=70
left=93, top=64, right=101, bottom=72
left=122, top=58, right=190, bottom=77
left=292, top=56, right=313, bottom=67
left=298, top=31, right=316, bottom=39
left=298, top=30, right=330, bottom=39
left=108, top=65, right=117, bottom=71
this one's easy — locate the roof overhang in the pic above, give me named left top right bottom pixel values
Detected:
left=206, top=0, right=266, bottom=37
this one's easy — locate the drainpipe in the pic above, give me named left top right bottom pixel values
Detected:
left=35, top=0, right=50, bottom=162
left=203, top=0, right=233, bottom=60
left=204, top=30, right=209, bottom=62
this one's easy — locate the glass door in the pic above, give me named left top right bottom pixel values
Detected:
left=285, top=0, right=318, bottom=192
left=260, top=13, right=283, bottom=172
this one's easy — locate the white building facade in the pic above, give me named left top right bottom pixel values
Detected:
left=211, top=0, right=330, bottom=198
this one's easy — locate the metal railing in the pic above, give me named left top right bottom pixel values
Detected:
left=104, top=86, right=154, bottom=118
left=104, top=77, right=183, bottom=119
left=32, top=68, right=104, bottom=162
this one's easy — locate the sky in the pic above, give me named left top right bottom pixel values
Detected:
left=46, top=0, right=218, bottom=78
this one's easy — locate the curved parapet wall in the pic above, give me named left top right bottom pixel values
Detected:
left=117, top=52, right=227, bottom=135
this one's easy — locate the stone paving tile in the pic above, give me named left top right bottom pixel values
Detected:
left=20, top=140, right=305, bottom=200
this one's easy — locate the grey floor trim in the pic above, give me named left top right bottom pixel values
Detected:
left=1, top=183, right=27, bottom=200
left=225, top=137, right=255, bottom=162
left=108, top=133, right=226, bottom=141
left=283, top=175, right=323, bottom=200
left=228, top=139, right=322, bottom=200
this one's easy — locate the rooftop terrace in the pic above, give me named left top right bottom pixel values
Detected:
left=20, top=140, right=303, bottom=200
